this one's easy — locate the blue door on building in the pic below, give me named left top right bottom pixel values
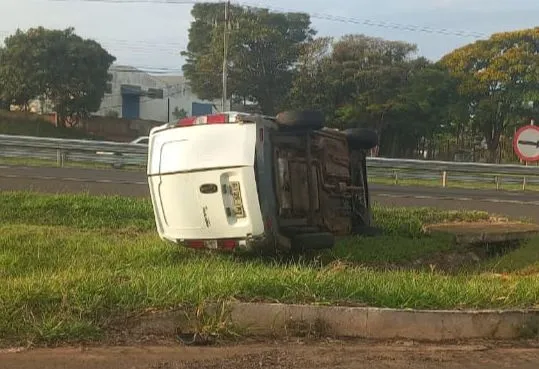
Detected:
left=122, top=94, right=140, bottom=119
left=192, top=102, right=213, bottom=116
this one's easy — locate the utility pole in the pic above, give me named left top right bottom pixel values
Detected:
left=222, top=0, right=229, bottom=112
left=167, top=97, right=170, bottom=122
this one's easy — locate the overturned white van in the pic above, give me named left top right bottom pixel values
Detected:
left=147, top=111, right=378, bottom=253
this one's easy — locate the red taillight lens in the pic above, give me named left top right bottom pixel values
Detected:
left=184, top=239, right=238, bottom=251
left=177, top=117, right=196, bottom=126
left=219, top=239, right=238, bottom=250
left=177, top=114, right=228, bottom=127
left=185, top=240, right=204, bottom=248
left=206, top=114, right=228, bottom=124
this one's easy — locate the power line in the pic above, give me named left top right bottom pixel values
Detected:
left=50, top=0, right=202, bottom=4
left=2, top=0, right=493, bottom=76
left=48, top=0, right=489, bottom=39
left=0, top=29, right=187, bottom=50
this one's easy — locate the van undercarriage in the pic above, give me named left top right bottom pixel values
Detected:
left=271, top=128, right=371, bottom=242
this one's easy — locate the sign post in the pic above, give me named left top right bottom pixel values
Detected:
left=513, top=124, right=539, bottom=190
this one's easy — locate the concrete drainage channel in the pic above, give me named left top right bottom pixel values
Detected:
left=125, top=303, right=539, bottom=342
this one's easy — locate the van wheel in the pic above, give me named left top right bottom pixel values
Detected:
left=290, top=232, right=335, bottom=252
left=350, top=152, right=373, bottom=228
left=276, top=110, right=325, bottom=130
left=344, top=128, right=378, bottom=150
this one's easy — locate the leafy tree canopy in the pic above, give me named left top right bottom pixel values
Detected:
left=0, top=27, right=115, bottom=126
left=440, top=27, right=539, bottom=161
left=182, top=3, right=315, bottom=114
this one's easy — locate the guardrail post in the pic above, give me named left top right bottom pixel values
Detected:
left=56, top=149, right=64, bottom=167
left=394, top=170, right=399, bottom=185
left=523, top=161, right=528, bottom=191
left=495, top=176, right=500, bottom=191
left=442, top=171, right=447, bottom=188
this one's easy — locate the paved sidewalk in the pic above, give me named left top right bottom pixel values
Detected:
left=425, top=221, right=539, bottom=244
left=2, top=341, right=539, bottom=369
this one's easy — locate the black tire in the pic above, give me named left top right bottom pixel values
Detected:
left=344, top=128, right=379, bottom=150
left=349, top=152, right=372, bottom=228
left=275, top=110, right=325, bottom=130
left=290, top=232, right=335, bottom=252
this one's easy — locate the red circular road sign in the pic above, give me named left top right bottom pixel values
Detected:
left=513, top=125, right=539, bottom=162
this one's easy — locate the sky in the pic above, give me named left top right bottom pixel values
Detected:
left=0, top=0, right=538, bottom=74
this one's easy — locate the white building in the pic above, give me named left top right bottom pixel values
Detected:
left=95, top=65, right=228, bottom=122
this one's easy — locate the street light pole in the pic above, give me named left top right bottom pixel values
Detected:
left=222, top=0, right=230, bottom=112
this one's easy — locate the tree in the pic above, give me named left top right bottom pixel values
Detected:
left=172, top=107, right=188, bottom=120
left=0, top=36, right=41, bottom=111
left=0, top=27, right=116, bottom=126
left=329, top=34, right=418, bottom=128
left=0, top=47, right=7, bottom=110
left=322, top=35, right=421, bottom=156
left=286, top=34, right=470, bottom=158
left=287, top=34, right=460, bottom=157
left=287, top=37, right=334, bottom=116
left=440, top=27, right=539, bottom=162
left=391, top=61, right=463, bottom=159
left=182, top=4, right=315, bottom=114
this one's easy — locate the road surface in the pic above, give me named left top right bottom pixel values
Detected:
left=1, top=165, right=539, bottom=222
left=1, top=341, right=539, bottom=369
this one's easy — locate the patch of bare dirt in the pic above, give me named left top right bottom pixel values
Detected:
left=2, top=340, right=539, bottom=369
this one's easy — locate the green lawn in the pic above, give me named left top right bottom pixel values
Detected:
left=0, top=191, right=538, bottom=345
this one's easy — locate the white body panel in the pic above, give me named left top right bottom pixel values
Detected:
left=147, top=122, right=264, bottom=242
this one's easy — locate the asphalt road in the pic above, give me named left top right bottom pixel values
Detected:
left=1, top=165, right=539, bottom=222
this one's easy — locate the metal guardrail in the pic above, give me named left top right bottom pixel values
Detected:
left=367, top=157, right=539, bottom=177
left=0, top=134, right=147, bottom=168
left=1, top=134, right=539, bottom=189
left=366, top=160, right=539, bottom=189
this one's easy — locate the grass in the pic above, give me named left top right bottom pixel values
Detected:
left=0, top=191, right=538, bottom=345
left=0, top=191, right=488, bottom=237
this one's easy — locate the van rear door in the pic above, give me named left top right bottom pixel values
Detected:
left=147, top=122, right=264, bottom=242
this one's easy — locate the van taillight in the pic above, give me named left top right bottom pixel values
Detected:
left=176, top=114, right=229, bottom=127
left=185, top=239, right=238, bottom=251
left=206, top=114, right=228, bottom=124
left=185, top=240, right=204, bottom=248
left=220, top=239, right=238, bottom=250
left=177, top=117, right=196, bottom=126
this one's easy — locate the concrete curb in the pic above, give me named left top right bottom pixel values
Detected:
left=126, top=303, right=539, bottom=341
